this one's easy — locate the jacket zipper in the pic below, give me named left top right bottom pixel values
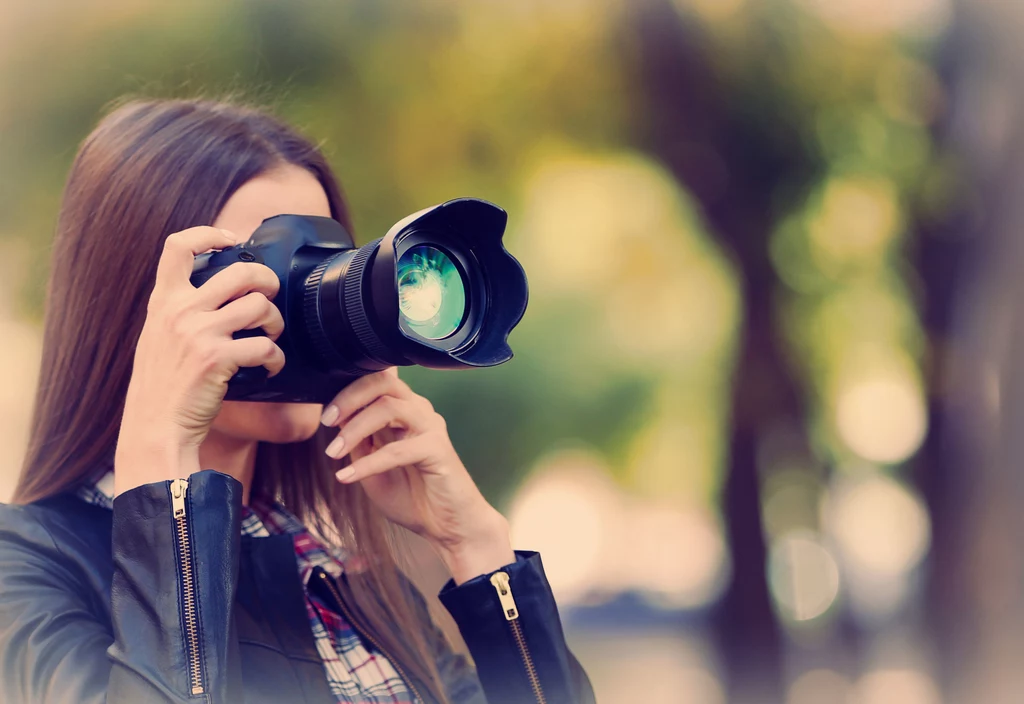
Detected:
left=316, top=568, right=425, bottom=704
left=490, top=571, right=547, bottom=704
left=171, top=478, right=204, bottom=696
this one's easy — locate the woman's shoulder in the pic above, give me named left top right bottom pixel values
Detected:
left=0, top=491, right=111, bottom=559
left=0, top=492, right=113, bottom=626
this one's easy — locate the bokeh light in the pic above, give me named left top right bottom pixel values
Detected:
left=517, top=153, right=738, bottom=365
left=623, top=501, right=730, bottom=610
left=768, top=530, right=841, bottom=623
left=568, top=632, right=725, bottom=704
left=787, top=669, right=856, bottom=704
left=804, top=285, right=922, bottom=365
left=506, top=450, right=623, bottom=604
left=795, top=0, right=951, bottom=38
left=825, top=473, right=930, bottom=577
left=508, top=447, right=730, bottom=610
left=857, top=669, right=941, bottom=704
left=834, top=368, right=927, bottom=464
left=806, top=176, right=901, bottom=277
left=823, top=472, right=931, bottom=620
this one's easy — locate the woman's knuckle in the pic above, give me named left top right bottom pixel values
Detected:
left=162, top=233, right=183, bottom=253
left=386, top=443, right=408, bottom=463
left=259, top=265, right=280, bottom=288
left=196, top=342, right=222, bottom=371
left=226, top=261, right=248, bottom=281
left=431, top=412, right=447, bottom=432
left=238, top=292, right=258, bottom=314
left=167, top=307, right=192, bottom=336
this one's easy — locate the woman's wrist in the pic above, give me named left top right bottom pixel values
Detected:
left=113, top=427, right=201, bottom=497
left=432, top=509, right=516, bottom=585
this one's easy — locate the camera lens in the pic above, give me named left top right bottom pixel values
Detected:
left=294, top=198, right=526, bottom=381
left=397, top=244, right=466, bottom=340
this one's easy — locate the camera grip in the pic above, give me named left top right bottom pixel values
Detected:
left=192, top=249, right=276, bottom=394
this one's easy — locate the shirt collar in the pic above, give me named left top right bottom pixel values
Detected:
left=75, top=468, right=116, bottom=510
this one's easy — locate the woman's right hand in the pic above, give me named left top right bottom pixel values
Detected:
left=114, top=226, right=285, bottom=496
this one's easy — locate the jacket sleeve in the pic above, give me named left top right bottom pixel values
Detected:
left=437, top=550, right=596, bottom=704
left=0, top=469, right=244, bottom=704
left=412, top=594, right=487, bottom=704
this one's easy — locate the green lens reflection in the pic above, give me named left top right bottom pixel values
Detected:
left=397, top=245, right=466, bottom=339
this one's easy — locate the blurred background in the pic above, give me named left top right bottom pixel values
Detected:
left=4, top=0, right=1024, bottom=702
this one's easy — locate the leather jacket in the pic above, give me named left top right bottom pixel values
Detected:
left=0, top=469, right=595, bottom=704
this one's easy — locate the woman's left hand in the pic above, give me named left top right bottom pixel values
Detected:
left=320, top=367, right=515, bottom=584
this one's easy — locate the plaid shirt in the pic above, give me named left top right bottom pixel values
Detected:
left=77, top=469, right=416, bottom=704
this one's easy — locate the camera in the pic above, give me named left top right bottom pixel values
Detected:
left=190, top=198, right=528, bottom=403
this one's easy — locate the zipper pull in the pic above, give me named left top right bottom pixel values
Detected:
left=171, top=478, right=189, bottom=519
left=489, top=571, right=519, bottom=621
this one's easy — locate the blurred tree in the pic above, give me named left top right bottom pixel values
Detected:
left=626, top=0, right=951, bottom=700
left=626, top=2, right=815, bottom=699
left=924, top=1, right=1024, bottom=700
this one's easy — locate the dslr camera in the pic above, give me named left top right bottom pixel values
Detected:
left=190, top=198, right=528, bottom=403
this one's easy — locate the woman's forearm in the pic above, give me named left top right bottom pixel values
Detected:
left=109, top=469, right=243, bottom=702
left=439, top=551, right=597, bottom=704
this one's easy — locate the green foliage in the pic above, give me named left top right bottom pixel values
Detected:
left=0, top=0, right=951, bottom=511
left=0, top=0, right=671, bottom=505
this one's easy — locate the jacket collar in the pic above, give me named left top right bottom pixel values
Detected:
left=76, top=468, right=349, bottom=581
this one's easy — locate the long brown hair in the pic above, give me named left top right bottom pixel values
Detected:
left=12, top=97, right=449, bottom=703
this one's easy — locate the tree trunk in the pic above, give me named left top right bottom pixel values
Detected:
left=626, top=2, right=815, bottom=699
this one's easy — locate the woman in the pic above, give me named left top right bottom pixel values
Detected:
left=0, top=98, right=594, bottom=704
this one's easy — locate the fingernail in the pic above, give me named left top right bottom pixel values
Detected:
left=325, top=435, right=346, bottom=458
left=335, top=467, right=356, bottom=482
left=321, top=405, right=339, bottom=426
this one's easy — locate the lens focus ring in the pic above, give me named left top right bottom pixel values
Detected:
left=344, top=238, right=397, bottom=366
left=303, top=252, right=364, bottom=375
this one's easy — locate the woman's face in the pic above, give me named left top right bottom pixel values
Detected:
left=208, top=164, right=332, bottom=444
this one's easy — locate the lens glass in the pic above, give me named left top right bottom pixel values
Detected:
left=397, top=244, right=466, bottom=339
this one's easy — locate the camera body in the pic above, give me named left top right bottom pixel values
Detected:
left=191, top=215, right=353, bottom=403
left=190, top=198, right=527, bottom=404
